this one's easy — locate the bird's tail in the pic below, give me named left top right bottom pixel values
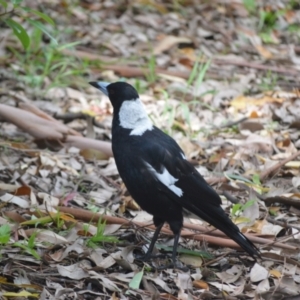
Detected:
left=188, top=204, right=260, bottom=258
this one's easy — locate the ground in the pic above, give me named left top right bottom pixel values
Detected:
left=1, top=0, right=300, bottom=299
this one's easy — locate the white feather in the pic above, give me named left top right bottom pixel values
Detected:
left=145, top=162, right=183, bottom=197
left=119, top=98, right=153, bottom=136
left=181, top=152, right=186, bottom=159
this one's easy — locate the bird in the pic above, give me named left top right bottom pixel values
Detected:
left=89, top=81, right=260, bottom=267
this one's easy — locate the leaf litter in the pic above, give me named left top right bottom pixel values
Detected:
left=1, top=0, right=300, bottom=299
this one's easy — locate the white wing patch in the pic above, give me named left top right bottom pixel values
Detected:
left=119, top=98, right=153, bottom=136
left=145, top=162, right=183, bottom=197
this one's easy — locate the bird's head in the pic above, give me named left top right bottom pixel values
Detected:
left=89, top=81, right=153, bottom=135
left=89, top=81, right=139, bottom=110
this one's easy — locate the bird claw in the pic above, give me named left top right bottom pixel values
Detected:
left=156, top=261, right=189, bottom=272
left=136, top=254, right=189, bottom=271
left=135, top=253, right=169, bottom=261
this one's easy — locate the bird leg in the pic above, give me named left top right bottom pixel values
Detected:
left=155, top=232, right=188, bottom=271
left=136, top=223, right=166, bottom=261
left=171, top=232, right=180, bottom=265
left=137, top=225, right=188, bottom=271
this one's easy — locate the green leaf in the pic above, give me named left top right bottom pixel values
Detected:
left=231, top=203, right=242, bottom=216
left=252, top=173, right=261, bottom=186
left=225, top=173, right=253, bottom=184
left=242, top=0, right=256, bottom=13
left=57, top=41, right=82, bottom=51
left=234, top=216, right=251, bottom=224
left=5, top=18, right=30, bottom=49
left=0, top=0, right=8, bottom=8
left=269, top=208, right=277, bottom=216
left=129, top=270, right=144, bottom=289
left=27, top=248, right=41, bottom=260
left=195, top=59, right=211, bottom=90
left=242, top=199, right=256, bottom=210
left=21, top=7, right=55, bottom=26
left=12, top=0, right=23, bottom=6
left=0, top=224, right=11, bottom=244
left=155, top=245, right=213, bottom=259
left=28, top=230, right=38, bottom=249
left=13, top=242, right=41, bottom=260
left=187, top=60, right=199, bottom=86
left=27, top=19, right=57, bottom=45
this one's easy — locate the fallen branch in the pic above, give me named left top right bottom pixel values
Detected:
left=62, top=48, right=300, bottom=80
left=214, top=58, right=300, bottom=76
left=61, top=48, right=224, bottom=81
left=54, top=112, right=107, bottom=129
left=56, top=206, right=298, bottom=251
left=0, top=104, right=113, bottom=157
left=0, top=104, right=79, bottom=140
left=65, top=135, right=112, bottom=157
left=263, top=196, right=300, bottom=208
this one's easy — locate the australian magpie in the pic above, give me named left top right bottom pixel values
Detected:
left=89, top=81, right=260, bottom=267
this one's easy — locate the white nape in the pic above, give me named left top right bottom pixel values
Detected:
left=119, top=98, right=153, bottom=136
left=145, top=162, right=183, bottom=197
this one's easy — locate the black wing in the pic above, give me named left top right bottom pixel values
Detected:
left=140, top=128, right=222, bottom=208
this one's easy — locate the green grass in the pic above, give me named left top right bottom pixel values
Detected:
left=258, top=70, right=278, bottom=91
left=85, top=218, right=118, bottom=249
left=13, top=230, right=41, bottom=260
left=7, top=26, right=92, bottom=91
left=145, top=52, right=157, bottom=85
left=160, top=57, right=215, bottom=136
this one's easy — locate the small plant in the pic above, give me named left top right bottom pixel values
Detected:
left=258, top=10, right=278, bottom=32
left=85, top=219, right=118, bottom=249
left=258, top=70, right=278, bottom=92
left=0, top=0, right=55, bottom=49
left=257, top=8, right=285, bottom=43
left=21, top=211, right=76, bottom=230
left=14, top=230, right=41, bottom=260
left=160, top=57, right=215, bottom=136
left=145, top=52, right=157, bottom=85
left=231, top=199, right=256, bottom=217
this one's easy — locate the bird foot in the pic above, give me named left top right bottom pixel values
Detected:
left=156, top=260, right=189, bottom=272
left=135, top=253, right=169, bottom=261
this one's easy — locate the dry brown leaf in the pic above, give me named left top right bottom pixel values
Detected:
left=57, top=260, right=90, bottom=280
left=192, top=280, right=209, bottom=290
left=0, top=193, right=29, bottom=208
left=179, top=254, right=202, bottom=267
left=254, top=45, right=273, bottom=59
left=249, top=111, right=259, bottom=118
left=238, top=120, right=264, bottom=132
left=269, top=269, right=282, bottom=279
left=216, top=265, right=243, bottom=284
left=231, top=95, right=284, bottom=110
left=21, top=229, right=68, bottom=244
left=153, top=36, right=192, bottom=55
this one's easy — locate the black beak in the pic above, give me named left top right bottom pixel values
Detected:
left=89, top=81, right=110, bottom=96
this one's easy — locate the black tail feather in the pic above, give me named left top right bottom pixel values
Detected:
left=187, top=204, right=260, bottom=258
